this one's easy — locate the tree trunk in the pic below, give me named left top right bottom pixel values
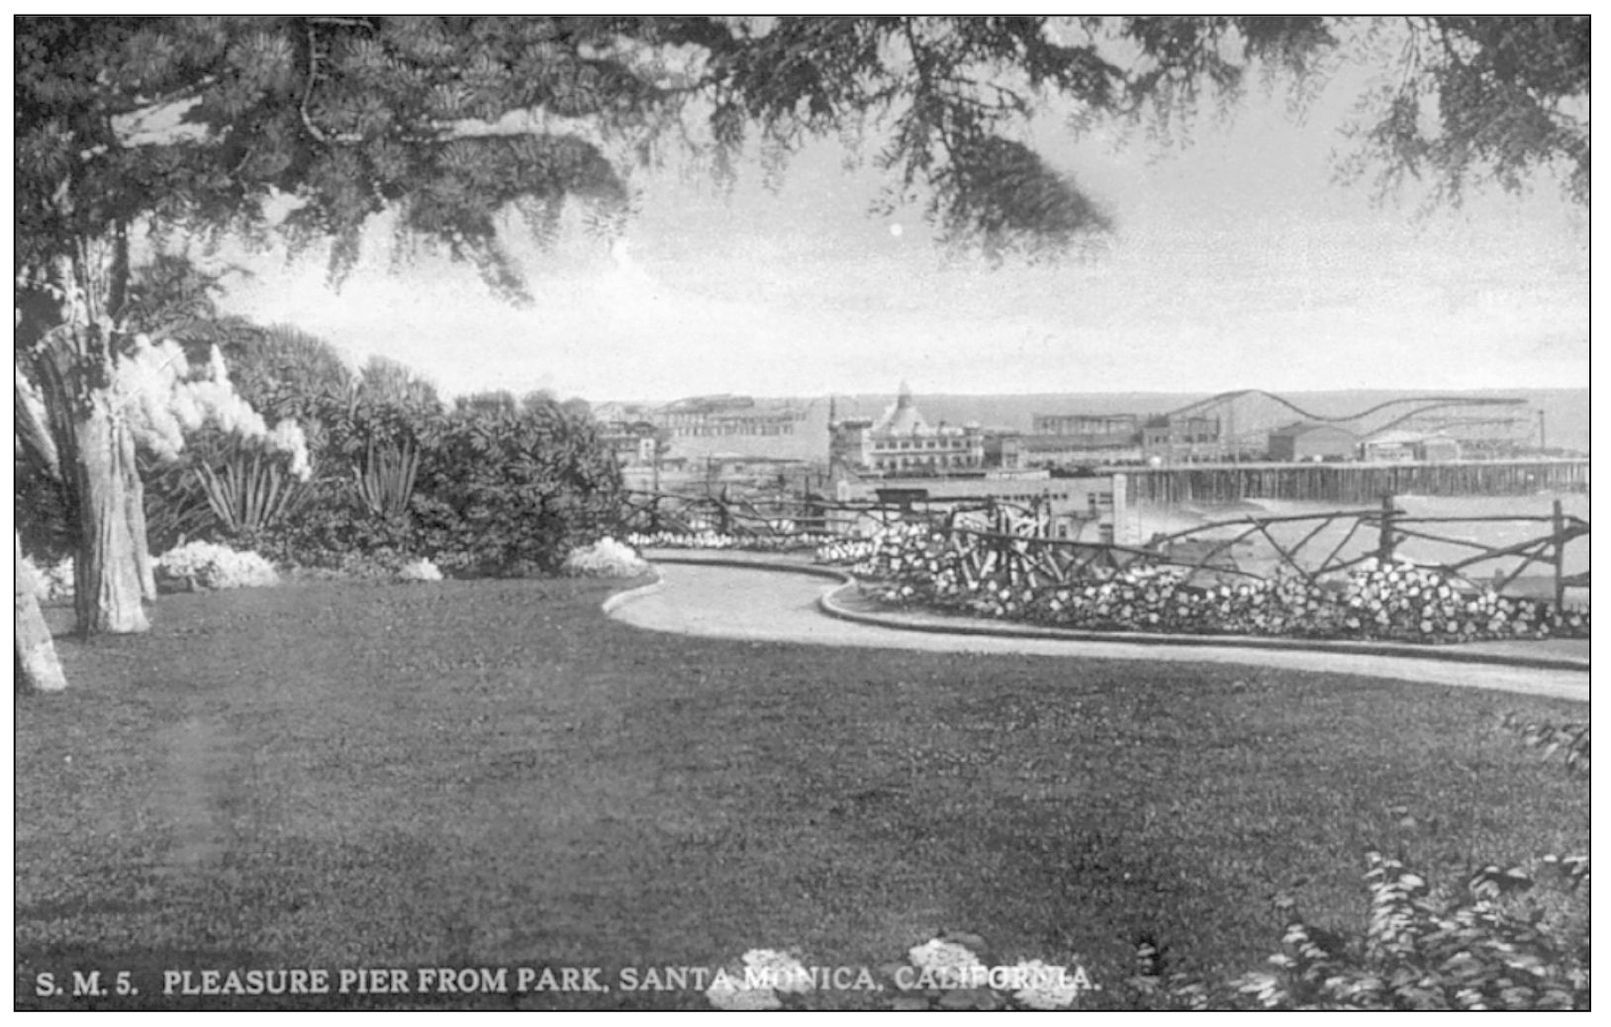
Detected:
left=69, top=389, right=150, bottom=635
left=122, top=424, right=158, bottom=602
left=15, top=534, right=68, bottom=692
left=27, top=234, right=154, bottom=637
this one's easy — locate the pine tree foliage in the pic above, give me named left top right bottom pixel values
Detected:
left=17, top=16, right=1589, bottom=299
left=15, top=16, right=660, bottom=304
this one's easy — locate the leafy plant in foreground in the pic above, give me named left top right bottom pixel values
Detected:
left=1496, top=713, right=1589, bottom=778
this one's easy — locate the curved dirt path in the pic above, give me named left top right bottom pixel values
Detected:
left=607, top=561, right=1589, bottom=702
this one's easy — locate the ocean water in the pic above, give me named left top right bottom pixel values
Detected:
left=829, top=388, right=1589, bottom=453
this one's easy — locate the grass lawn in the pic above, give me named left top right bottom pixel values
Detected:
left=13, top=576, right=1589, bottom=1009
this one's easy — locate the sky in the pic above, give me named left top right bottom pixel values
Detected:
left=214, top=18, right=1590, bottom=404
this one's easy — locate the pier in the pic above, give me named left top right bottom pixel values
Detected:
left=1112, top=458, right=1589, bottom=505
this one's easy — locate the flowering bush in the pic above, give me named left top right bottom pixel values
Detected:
left=396, top=557, right=444, bottom=582
left=561, top=537, right=650, bottom=578
left=814, top=536, right=879, bottom=565
left=701, top=845, right=1588, bottom=1012
left=1496, top=713, right=1589, bottom=778
left=155, top=540, right=279, bottom=590
left=704, top=949, right=815, bottom=1011
left=627, top=529, right=831, bottom=553
left=627, top=530, right=738, bottom=551
left=1231, top=851, right=1589, bottom=1010
left=119, top=335, right=311, bottom=477
left=701, top=935, right=1097, bottom=1012
left=21, top=554, right=75, bottom=603
left=853, top=525, right=1589, bottom=644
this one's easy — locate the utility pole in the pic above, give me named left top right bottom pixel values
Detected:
left=1538, top=409, right=1547, bottom=454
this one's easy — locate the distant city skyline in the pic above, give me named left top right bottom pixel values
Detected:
left=216, top=26, right=1588, bottom=403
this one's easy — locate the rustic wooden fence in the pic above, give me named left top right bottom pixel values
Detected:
left=620, top=488, right=1026, bottom=545
left=929, top=495, right=1588, bottom=609
left=624, top=489, right=1588, bottom=609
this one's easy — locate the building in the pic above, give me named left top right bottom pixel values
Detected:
left=1360, top=430, right=1462, bottom=463
left=1416, top=434, right=1462, bottom=462
left=598, top=420, right=661, bottom=466
left=1142, top=413, right=1223, bottom=463
left=1023, top=412, right=1144, bottom=467
left=1019, top=434, right=1144, bottom=468
left=1267, top=422, right=1357, bottom=462
left=982, top=431, right=1024, bottom=471
left=831, top=383, right=985, bottom=475
left=1031, top=413, right=1141, bottom=446
left=652, top=395, right=830, bottom=463
left=836, top=471, right=1133, bottom=544
left=597, top=394, right=831, bottom=475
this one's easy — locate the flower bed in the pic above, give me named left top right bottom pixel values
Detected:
left=699, top=845, right=1589, bottom=1011
left=848, top=525, right=1588, bottom=644
left=814, top=536, right=880, bottom=565
left=626, top=529, right=832, bottom=553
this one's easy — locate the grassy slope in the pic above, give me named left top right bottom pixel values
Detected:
left=14, top=578, right=1589, bottom=1009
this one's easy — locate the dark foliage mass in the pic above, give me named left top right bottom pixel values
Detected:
left=15, top=15, right=1589, bottom=298
left=15, top=301, right=626, bottom=577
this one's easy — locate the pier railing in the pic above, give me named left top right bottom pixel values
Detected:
left=1116, top=457, right=1589, bottom=505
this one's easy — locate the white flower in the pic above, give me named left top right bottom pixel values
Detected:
left=705, top=970, right=781, bottom=1011
left=269, top=419, right=312, bottom=480
left=742, top=949, right=813, bottom=993
left=156, top=541, right=278, bottom=589
left=1010, top=960, right=1084, bottom=1010
left=22, top=555, right=75, bottom=602
left=116, top=336, right=311, bottom=477
left=206, top=344, right=230, bottom=383
left=397, top=558, right=443, bottom=582
left=561, top=537, right=650, bottom=578
left=909, top=938, right=986, bottom=978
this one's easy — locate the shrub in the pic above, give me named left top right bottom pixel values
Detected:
left=560, top=537, right=650, bottom=578
left=154, top=540, right=279, bottom=590
left=242, top=482, right=418, bottom=572
left=396, top=557, right=444, bottom=582
left=1231, top=851, right=1590, bottom=1010
left=412, top=401, right=623, bottom=575
left=626, top=529, right=832, bottom=552
left=699, top=853, right=1590, bottom=1012
left=1496, top=713, right=1589, bottom=778
left=20, top=554, right=74, bottom=603
left=14, top=460, right=76, bottom=564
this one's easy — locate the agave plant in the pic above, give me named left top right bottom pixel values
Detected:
left=353, top=438, right=420, bottom=519
left=191, top=442, right=314, bottom=535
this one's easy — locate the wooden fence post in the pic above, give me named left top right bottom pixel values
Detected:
left=1376, top=493, right=1397, bottom=564
left=1552, top=498, right=1566, bottom=612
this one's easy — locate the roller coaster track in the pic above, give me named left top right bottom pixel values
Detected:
left=1166, top=389, right=1529, bottom=438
